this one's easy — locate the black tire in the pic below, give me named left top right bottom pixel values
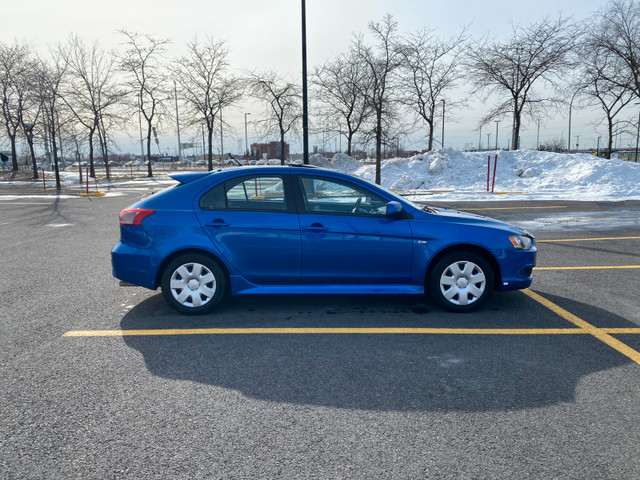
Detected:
left=428, top=252, right=494, bottom=313
left=161, top=254, right=226, bottom=315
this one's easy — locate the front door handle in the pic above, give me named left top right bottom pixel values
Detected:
left=303, top=223, right=328, bottom=233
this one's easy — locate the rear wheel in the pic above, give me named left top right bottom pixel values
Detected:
left=428, top=252, right=494, bottom=312
left=161, top=254, right=226, bottom=315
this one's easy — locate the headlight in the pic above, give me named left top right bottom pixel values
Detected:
left=509, top=235, right=533, bottom=250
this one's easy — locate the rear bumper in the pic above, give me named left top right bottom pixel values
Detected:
left=111, top=242, right=158, bottom=290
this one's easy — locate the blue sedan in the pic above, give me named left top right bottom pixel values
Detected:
left=111, top=166, right=536, bottom=314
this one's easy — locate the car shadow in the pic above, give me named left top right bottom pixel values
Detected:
left=120, top=292, right=632, bottom=413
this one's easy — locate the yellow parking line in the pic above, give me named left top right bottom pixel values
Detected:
left=64, top=327, right=591, bottom=337
left=522, top=289, right=640, bottom=364
left=602, top=328, right=640, bottom=334
left=535, top=266, right=640, bottom=270
left=537, top=236, right=640, bottom=243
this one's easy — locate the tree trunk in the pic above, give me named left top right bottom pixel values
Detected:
left=10, top=135, right=18, bottom=171
left=280, top=134, right=286, bottom=165
left=89, top=129, right=96, bottom=178
left=146, top=122, right=153, bottom=177
left=375, top=111, right=382, bottom=185
left=427, top=119, right=434, bottom=151
left=49, top=125, right=61, bottom=191
left=28, top=136, right=37, bottom=179
left=606, top=117, right=614, bottom=160
left=207, top=127, right=214, bottom=171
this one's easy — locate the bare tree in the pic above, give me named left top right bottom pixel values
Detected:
left=595, top=0, right=640, bottom=99
left=354, top=14, right=403, bottom=184
left=248, top=71, right=301, bottom=164
left=466, top=17, right=577, bottom=150
left=35, top=51, right=69, bottom=191
left=173, top=36, right=243, bottom=170
left=312, top=48, right=372, bottom=156
left=119, top=30, right=170, bottom=177
left=400, top=27, right=467, bottom=151
left=63, top=35, right=123, bottom=179
left=577, top=43, right=634, bottom=158
left=0, top=41, right=32, bottom=171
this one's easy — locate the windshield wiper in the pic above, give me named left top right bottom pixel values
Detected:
left=422, top=205, right=439, bottom=214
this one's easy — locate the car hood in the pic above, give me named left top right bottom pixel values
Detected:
left=419, top=207, right=531, bottom=236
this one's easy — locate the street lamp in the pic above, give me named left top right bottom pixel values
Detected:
left=301, top=0, right=309, bottom=164
left=568, top=86, right=585, bottom=153
left=244, top=112, right=251, bottom=162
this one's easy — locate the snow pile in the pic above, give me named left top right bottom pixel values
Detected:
left=317, top=149, right=640, bottom=201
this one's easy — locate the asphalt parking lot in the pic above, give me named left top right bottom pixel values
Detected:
left=1, top=185, right=639, bottom=479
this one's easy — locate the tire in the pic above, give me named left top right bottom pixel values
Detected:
left=161, top=254, right=226, bottom=315
left=428, top=252, right=494, bottom=313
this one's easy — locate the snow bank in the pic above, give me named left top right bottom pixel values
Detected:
left=317, top=149, right=640, bottom=201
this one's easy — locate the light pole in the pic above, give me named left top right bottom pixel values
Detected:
left=244, top=112, right=251, bottom=162
left=487, top=133, right=491, bottom=149
left=494, top=120, right=500, bottom=150
left=301, top=0, right=309, bottom=164
left=597, top=136, right=601, bottom=157
left=441, top=99, right=445, bottom=148
left=568, top=86, right=584, bottom=153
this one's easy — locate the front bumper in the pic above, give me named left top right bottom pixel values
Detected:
left=497, top=248, right=536, bottom=292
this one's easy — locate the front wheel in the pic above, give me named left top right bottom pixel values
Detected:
left=428, top=252, right=494, bottom=313
left=161, top=254, right=226, bottom=315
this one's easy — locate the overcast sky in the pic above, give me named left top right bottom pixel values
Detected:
left=1, top=0, right=622, bottom=155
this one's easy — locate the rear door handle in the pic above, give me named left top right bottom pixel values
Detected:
left=210, top=218, right=230, bottom=228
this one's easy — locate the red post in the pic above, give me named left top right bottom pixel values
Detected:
left=42, top=168, right=46, bottom=190
left=85, top=167, right=89, bottom=194
left=486, top=155, right=491, bottom=192
left=491, top=154, right=498, bottom=193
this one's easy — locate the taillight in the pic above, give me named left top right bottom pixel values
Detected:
left=119, top=208, right=156, bottom=226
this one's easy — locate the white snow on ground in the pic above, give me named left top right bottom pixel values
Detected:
left=310, top=149, right=640, bottom=202
left=3, top=149, right=640, bottom=202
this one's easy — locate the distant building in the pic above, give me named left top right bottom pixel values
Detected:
left=250, top=141, right=289, bottom=161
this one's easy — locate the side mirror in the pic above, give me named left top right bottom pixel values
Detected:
left=386, top=201, right=404, bottom=219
